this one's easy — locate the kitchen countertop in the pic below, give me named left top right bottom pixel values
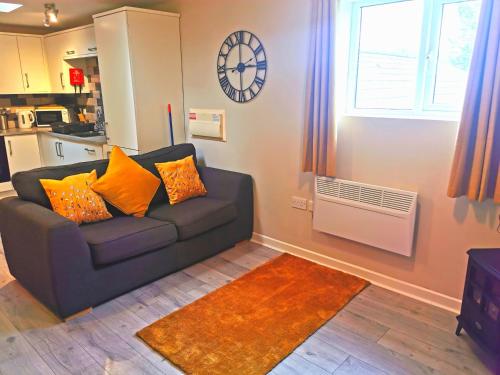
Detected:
left=0, top=127, right=51, bottom=137
left=39, top=131, right=107, bottom=146
left=1, top=127, right=107, bottom=146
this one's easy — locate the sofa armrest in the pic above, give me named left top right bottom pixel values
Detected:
left=199, top=166, right=252, bottom=201
left=198, top=166, right=254, bottom=239
left=0, top=197, right=93, bottom=318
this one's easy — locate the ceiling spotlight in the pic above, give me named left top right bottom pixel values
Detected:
left=43, top=3, right=58, bottom=27
left=0, top=2, right=23, bottom=13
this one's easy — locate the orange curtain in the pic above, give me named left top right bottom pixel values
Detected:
left=302, top=0, right=337, bottom=177
left=448, top=0, right=500, bottom=204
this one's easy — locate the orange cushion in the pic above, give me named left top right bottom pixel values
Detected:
left=155, top=155, right=207, bottom=205
left=40, top=170, right=112, bottom=225
left=91, top=146, right=161, bottom=217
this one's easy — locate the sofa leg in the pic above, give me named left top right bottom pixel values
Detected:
left=63, top=307, right=92, bottom=322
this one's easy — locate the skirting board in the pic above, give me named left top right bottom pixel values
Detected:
left=251, top=232, right=462, bottom=314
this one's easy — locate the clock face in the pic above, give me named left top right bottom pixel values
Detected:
left=217, top=31, right=267, bottom=103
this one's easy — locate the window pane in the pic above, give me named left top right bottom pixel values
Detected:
left=355, top=0, right=423, bottom=110
left=432, top=0, right=481, bottom=107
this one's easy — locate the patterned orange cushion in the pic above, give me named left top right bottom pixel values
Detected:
left=91, top=146, right=161, bottom=217
left=40, top=170, right=112, bottom=225
left=155, top=155, right=207, bottom=205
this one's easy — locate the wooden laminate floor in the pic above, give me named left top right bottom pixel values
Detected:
left=0, top=241, right=497, bottom=374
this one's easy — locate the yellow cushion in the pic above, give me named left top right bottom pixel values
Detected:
left=91, top=146, right=161, bottom=217
left=40, top=170, right=112, bottom=225
left=155, top=155, right=207, bottom=205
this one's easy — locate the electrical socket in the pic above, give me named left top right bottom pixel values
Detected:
left=307, top=200, right=314, bottom=212
left=291, top=196, right=307, bottom=210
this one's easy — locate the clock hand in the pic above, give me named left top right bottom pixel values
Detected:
left=226, top=58, right=257, bottom=73
left=242, top=57, right=254, bottom=65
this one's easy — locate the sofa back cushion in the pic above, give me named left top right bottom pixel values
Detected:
left=12, top=143, right=197, bottom=210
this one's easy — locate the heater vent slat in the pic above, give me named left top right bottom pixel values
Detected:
left=315, top=178, right=416, bottom=214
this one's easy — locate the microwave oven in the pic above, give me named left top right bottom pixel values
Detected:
left=34, top=107, right=70, bottom=127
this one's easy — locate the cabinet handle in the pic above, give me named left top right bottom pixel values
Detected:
left=59, top=142, right=64, bottom=158
left=66, top=50, right=75, bottom=55
left=88, top=47, right=97, bottom=52
left=59, top=72, right=65, bottom=89
left=84, top=148, right=96, bottom=153
left=55, top=142, right=60, bottom=157
left=7, top=140, right=12, bottom=156
left=24, top=73, right=30, bottom=88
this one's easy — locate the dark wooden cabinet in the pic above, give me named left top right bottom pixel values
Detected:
left=456, top=248, right=500, bottom=368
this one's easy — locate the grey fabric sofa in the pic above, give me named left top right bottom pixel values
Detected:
left=0, top=144, right=253, bottom=319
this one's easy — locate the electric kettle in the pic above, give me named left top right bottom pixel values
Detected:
left=18, top=110, right=35, bottom=129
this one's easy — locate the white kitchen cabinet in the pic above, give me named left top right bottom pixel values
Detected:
left=0, top=35, right=24, bottom=94
left=4, top=135, right=42, bottom=175
left=44, top=25, right=94, bottom=94
left=38, top=134, right=63, bottom=166
left=17, top=36, right=50, bottom=93
left=62, top=25, right=97, bottom=59
left=93, top=7, right=185, bottom=153
left=102, top=144, right=138, bottom=159
left=59, top=140, right=103, bottom=164
left=39, top=133, right=104, bottom=166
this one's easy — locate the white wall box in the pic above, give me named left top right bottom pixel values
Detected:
left=44, top=25, right=95, bottom=94
left=189, top=109, right=226, bottom=141
left=93, top=7, right=185, bottom=153
left=4, top=135, right=42, bottom=175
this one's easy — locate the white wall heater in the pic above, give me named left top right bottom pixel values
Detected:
left=313, top=177, right=417, bottom=257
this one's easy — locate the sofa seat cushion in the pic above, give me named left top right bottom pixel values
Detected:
left=80, top=217, right=177, bottom=266
left=147, top=197, right=237, bottom=240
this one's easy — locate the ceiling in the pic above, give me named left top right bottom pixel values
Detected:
left=0, top=0, right=170, bottom=34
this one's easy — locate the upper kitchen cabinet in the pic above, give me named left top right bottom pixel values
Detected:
left=44, top=25, right=96, bottom=94
left=0, top=35, right=24, bottom=93
left=0, top=34, right=49, bottom=94
left=93, top=7, right=185, bottom=153
left=17, top=36, right=51, bottom=93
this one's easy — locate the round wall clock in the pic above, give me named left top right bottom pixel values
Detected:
left=217, top=30, right=267, bottom=103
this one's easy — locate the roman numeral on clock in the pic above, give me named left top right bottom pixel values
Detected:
left=254, top=44, right=264, bottom=56
left=246, top=87, right=257, bottom=101
left=224, top=36, right=235, bottom=49
left=226, top=85, right=237, bottom=101
left=255, top=76, right=265, bottom=88
left=256, top=60, right=267, bottom=70
left=235, top=31, right=244, bottom=44
left=219, top=75, right=230, bottom=92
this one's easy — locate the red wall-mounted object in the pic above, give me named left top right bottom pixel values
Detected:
left=69, top=68, right=84, bottom=86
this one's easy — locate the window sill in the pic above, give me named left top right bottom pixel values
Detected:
left=341, top=111, right=460, bottom=124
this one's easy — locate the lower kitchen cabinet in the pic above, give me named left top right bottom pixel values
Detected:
left=59, top=140, right=103, bottom=164
left=4, top=135, right=42, bottom=175
left=39, top=134, right=104, bottom=166
left=38, top=134, right=62, bottom=166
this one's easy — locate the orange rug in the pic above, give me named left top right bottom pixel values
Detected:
left=137, top=253, right=369, bottom=375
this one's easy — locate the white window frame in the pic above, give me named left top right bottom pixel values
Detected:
left=345, top=0, right=479, bottom=120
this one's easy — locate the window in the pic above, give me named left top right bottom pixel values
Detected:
left=347, top=0, right=481, bottom=118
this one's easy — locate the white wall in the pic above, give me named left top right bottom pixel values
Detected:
left=161, top=0, right=499, bottom=300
